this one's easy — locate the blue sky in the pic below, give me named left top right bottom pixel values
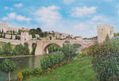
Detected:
left=0, top=0, right=119, bottom=37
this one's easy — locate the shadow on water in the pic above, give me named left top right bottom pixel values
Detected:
left=0, top=55, right=41, bottom=81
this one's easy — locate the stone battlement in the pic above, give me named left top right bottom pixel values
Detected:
left=97, top=24, right=114, bottom=43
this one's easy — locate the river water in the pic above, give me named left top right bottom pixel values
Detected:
left=0, top=56, right=41, bottom=81
left=0, top=46, right=82, bottom=81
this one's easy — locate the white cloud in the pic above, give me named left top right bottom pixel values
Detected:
left=2, top=17, right=8, bottom=21
left=73, top=21, right=97, bottom=37
left=2, top=12, right=31, bottom=22
left=63, top=0, right=75, bottom=4
left=8, top=12, right=16, bottom=19
left=74, top=23, right=89, bottom=31
left=16, top=15, right=31, bottom=21
left=73, top=15, right=111, bottom=37
left=92, top=16, right=108, bottom=22
left=71, top=6, right=97, bottom=17
left=4, top=6, right=13, bottom=10
left=14, top=3, right=23, bottom=8
left=34, top=6, right=61, bottom=27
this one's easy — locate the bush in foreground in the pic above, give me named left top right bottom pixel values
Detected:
left=88, top=40, right=119, bottom=81
left=40, top=51, right=65, bottom=70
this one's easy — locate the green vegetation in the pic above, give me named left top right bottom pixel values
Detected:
left=22, top=67, right=43, bottom=79
left=26, top=56, right=97, bottom=81
left=0, top=43, right=30, bottom=56
left=29, top=28, right=42, bottom=38
left=40, top=51, right=65, bottom=70
left=83, top=36, right=97, bottom=40
left=0, top=59, right=16, bottom=81
left=87, top=39, right=119, bottom=81
left=114, top=32, right=119, bottom=37
left=62, top=44, right=77, bottom=59
left=19, top=44, right=83, bottom=81
left=31, top=43, right=37, bottom=55
left=47, top=44, right=61, bottom=53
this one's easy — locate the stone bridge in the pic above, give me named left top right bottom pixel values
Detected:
left=27, top=40, right=96, bottom=56
left=0, top=38, right=96, bottom=56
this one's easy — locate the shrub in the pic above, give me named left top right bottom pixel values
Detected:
left=17, top=72, right=23, bottom=80
left=13, top=44, right=24, bottom=55
left=48, top=44, right=61, bottom=53
left=1, top=43, right=13, bottom=56
left=31, top=43, right=37, bottom=55
left=62, top=44, right=77, bottom=59
left=13, top=43, right=30, bottom=55
left=40, top=51, right=64, bottom=70
left=22, top=69, right=32, bottom=78
left=23, top=43, right=30, bottom=55
left=90, top=40, right=119, bottom=81
left=33, top=67, right=42, bottom=75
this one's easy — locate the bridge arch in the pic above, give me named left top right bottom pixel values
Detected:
left=43, top=43, right=61, bottom=54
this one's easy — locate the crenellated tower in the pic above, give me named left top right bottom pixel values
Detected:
left=97, top=24, right=114, bottom=43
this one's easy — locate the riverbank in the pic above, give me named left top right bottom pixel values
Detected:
left=26, top=56, right=97, bottom=81
left=0, top=55, right=34, bottom=59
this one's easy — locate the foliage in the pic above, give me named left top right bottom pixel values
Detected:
left=62, top=44, right=77, bottom=59
left=40, top=51, right=65, bottom=70
left=1, top=43, right=13, bottom=56
left=105, top=34, right=110, bottom=41
left=17, top=72, right=23, bottom=80
left=22, top=67, right=42, bottom=79
left=0, top=59, right=16, bottom=81
left=89, top=39, right=119, bottom=81
left=72, top=44, right=81, bottom=48
left=27, top=56, right=98, bottom=81
left=114, top=32, right=119, bottom=37
left=23, top=43, right=30, bottom=55
left=13, top=43, right=30, bottom=55
left=37, top=37, right=41, bottom=40
left=15, top=35, right=20, bottom=40
left=31, top=43, right=37, bottom=55
left=33, top=67, right=42, bottom=75
left=47, top=44, right=61, bottom=53
left=22, top=69, right=32, bottom=78
left=0, top=59, right=16, bottom=73
left=13, top=44, right=24, bottom=55
left=29, top=28, right=42, bottom=38
left=0, top=42, right=30, bottom=56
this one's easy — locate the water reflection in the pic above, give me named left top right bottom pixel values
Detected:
left=0, top=56, right=41, bottom=81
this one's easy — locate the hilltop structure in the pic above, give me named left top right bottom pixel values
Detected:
left=0, top=22, right=18, bottom=32
left=97, top=24, right=114, bottom=43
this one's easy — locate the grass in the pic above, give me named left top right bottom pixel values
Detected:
left=26, top=56, right=98, bottom=81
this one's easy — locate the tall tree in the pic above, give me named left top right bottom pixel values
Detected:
left=0, top=59, right=16, bottom=81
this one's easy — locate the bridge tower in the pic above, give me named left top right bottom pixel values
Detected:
left=97, top=24, right=114, bottom=43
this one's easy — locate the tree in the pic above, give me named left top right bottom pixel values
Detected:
left=2, top=43, right=13, bottom=56
left=48, top=44, right=61, bottom=53
left=0, top=59, right=16, bottom=81
left=62, top=44, right=77, bottom=59
left=23, top=43, right=30, bottom=55
left=105, top=34, right=110, bottom=42
left=3, top=33, right=5, bottom=38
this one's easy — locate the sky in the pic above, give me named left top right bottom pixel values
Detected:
left=0, top=0, right=119, bottom=37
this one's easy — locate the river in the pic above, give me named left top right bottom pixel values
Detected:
left=0, top=46, right=82, bottom=81
left=0, top=56, right=41, bottom=81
